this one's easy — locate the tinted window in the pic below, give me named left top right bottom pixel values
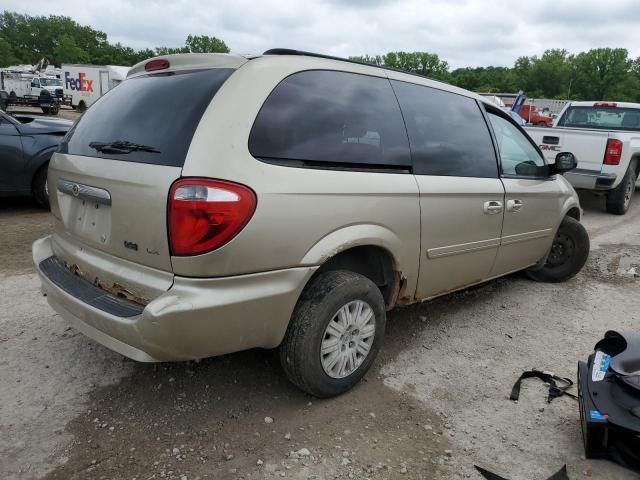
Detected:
left=558, top=106, right=640, bottom=132
left=391, top=81, right=498, bottom=178
left=488, top=113, right=548, bottom=177
left=60, top=68, right=234, bottom=167
left=249, top=70, right=411, bottom=169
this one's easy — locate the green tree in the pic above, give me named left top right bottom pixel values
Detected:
left=383, top=51, right=450, bottom=80
left=349, top=54, right=383, bottom=65
left=0, top=11, right=231, bottom=67
left=350, top=51, right=449, bottom=81
left=0, top=37, right=18, bottom=67
left=572, top=48, right=631, bottom=100
left=184, top=35, right=229, bottom=53
left=529, top=49, right=574, bottom=98
left=53, top=34, right=89, bottom=64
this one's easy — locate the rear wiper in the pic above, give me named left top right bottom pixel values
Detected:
left=89, top=140, right=160, bottom=154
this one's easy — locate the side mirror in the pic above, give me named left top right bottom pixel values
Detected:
left=551, top=152, right=577, bottom=174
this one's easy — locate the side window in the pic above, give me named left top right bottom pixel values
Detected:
left=249, top=70, right=411, bottom=170
left=487, top=113, right=548, bottom=177
left=391, top=80, right=498, bottom=178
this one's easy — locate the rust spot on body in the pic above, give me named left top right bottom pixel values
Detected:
left=93, top=279, right=148, bottom=305
left=390, top=271, right=412, bottom=309
left=65, top=261, right=148, bottom=305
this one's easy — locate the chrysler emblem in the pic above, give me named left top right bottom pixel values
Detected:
left=71, top=184, right=80, bottom=196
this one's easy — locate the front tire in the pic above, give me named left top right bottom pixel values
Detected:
left=32, top=163, right=50, bottom=209
left=280, top=270, right=386, bottom=398
left=526, top=216, right=589, bottom=283
left=606, top=165, right=637, bottom=215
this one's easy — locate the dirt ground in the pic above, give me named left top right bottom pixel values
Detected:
left=0, top=189, right=638, bottom=480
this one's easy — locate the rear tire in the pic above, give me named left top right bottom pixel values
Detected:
left=280, top=270, right=386, bottom=398
left=526, top=216, right=589, bottom=283
left=32, top=163, right=50, bottom=209
left=606, top=165, right=637, bottom=215
left=77, top=101, right=87, bottom=112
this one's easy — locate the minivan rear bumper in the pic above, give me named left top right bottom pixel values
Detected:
left=34, top=235, right=316, bottom=361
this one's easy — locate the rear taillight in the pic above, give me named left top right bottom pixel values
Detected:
left=603, top=139, right=623, bottom=165
left=168, top=178, right=257, bottom=256
left=594, top=102, right=617, bottom=108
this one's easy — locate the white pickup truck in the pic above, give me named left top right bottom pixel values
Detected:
left=526, top=101, right=640, bottom=214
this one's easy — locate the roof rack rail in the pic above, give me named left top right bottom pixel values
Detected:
left=263, top=48, right=358, bottom=64
left=261, top=48, right=440, bottom=83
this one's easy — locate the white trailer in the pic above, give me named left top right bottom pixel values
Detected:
left=62, top=64, right=129, bottom=111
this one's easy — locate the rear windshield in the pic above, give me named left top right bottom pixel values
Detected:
left=558, top=106, right=640, bottom=131
left=60, top=68, right=234, bottom=166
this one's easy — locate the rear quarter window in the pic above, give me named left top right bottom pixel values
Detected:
left=60, top=68, right=234, bottom=167
left=249, top=70, right=411, bottom=171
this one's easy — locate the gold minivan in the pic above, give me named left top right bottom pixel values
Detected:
left=33, top=50, right=588, bottom=397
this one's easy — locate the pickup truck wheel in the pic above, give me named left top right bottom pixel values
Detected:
left=606, top=166, right=637, bottom=215
left=526, top=216, right=589, bottom=283
left=32, top=164, right=50, bottom=209
left=280, top=270, right=386, bottom=398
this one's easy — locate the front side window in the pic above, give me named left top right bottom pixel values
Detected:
left=488, top=112, right=548, bottom=177
left=391, top=80, right=498, bottom=178
left=249, top=70, right=411, bottom=170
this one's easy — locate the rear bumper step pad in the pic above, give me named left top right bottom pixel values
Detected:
left=39, top=256, right=144, bottom=318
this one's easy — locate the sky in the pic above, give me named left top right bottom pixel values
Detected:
left=3, top=0, right=640, bottom=68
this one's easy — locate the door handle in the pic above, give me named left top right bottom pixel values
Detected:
left=483, top=200, right=503, bottom=215
left=507, top=199, right=524, bottom=212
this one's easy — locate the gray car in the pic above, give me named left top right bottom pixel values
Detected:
left=0, top=111, right=71, bottom=207
left=33, top=51, right=589, bottom=397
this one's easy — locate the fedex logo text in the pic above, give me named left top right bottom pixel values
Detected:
left=65, top=72, right=93, bottom=92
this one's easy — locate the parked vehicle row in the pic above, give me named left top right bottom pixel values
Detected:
left=0, top=64, right=129, bottom=115
left=526, top=101, right=640, bottom=214
left=32, top=51, right=590, bottom=397
left=0, top=110, right=71, bottom=207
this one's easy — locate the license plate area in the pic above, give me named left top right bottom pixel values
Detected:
left=57, top=180, right=112, bottom=245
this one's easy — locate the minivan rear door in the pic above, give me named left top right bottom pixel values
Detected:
left=49, top=67, right=235, bottom=278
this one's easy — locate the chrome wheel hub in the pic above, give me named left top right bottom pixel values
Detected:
left=320, top=300, right=375, bottom=379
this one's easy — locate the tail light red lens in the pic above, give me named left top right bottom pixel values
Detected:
left=168, top=178, right=257, bottom=256
left=603, top=139, right=623, bottom=165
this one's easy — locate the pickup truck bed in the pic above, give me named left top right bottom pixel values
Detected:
left=525, top=101, right=640, bottom=214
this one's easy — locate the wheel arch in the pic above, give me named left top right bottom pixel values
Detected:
left=630, top=154, right=640, bottom=178
left=300, top=225, right=410, bottom=309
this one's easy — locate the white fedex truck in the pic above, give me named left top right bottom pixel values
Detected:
left=62, top=64, right=129, bottom=111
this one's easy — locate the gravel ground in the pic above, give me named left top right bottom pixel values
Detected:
left=0, top=189, right=638, bottom=480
